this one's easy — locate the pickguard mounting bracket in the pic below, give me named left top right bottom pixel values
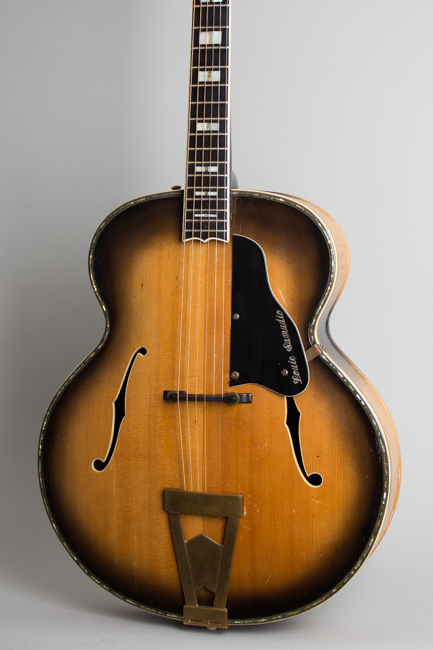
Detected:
left=305, top=344, right=324, bottom=362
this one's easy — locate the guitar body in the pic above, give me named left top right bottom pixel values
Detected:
left=39, top=189, right=400, bottom=624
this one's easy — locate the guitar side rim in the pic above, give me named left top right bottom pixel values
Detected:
left=251, top=190, right=401, bottom=548
left=38, top=188, right=400, bottom=625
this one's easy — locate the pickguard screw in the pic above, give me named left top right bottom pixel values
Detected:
left=233, top=313, right=240, bottom=320
left=231, top=371, right=240, bottom=380
left=281, top=369, right=289, bottom=376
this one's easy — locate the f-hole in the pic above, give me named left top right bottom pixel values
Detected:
left=92, top=347, right=147, bottom=472
left=285, top=396, right=323, bottom=487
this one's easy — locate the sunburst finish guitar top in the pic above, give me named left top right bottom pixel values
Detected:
left=39, top=0, right=400, bottom=629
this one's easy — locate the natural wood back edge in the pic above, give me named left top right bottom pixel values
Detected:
left=261, top=190, right=401, bottom=549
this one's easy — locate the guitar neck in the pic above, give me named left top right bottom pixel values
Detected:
left=183, top=0, right=231, bottom=243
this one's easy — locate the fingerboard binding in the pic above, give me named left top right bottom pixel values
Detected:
left=183, top=0, right=231, bottom=243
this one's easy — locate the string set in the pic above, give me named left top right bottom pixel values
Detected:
left=177, top=0, right=230, bottom=495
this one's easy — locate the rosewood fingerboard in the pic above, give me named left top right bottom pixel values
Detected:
left=183, top=0, right=231, bottom=242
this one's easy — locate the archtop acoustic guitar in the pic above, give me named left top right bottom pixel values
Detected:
left=39, top=0, right=400, bottom=629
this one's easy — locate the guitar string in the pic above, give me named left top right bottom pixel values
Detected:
left=195, top=0, right=211, bottom=494
left=216, top=0, right=228, bottom=496
left=204, top=0, right=212, bottom=495
left=213, top=0, right=221, bottom=496
left=187, top=0, right=205, bottom=493
left=197, top=0, right=209, bottom=496
left=194, top=253, right=202, bottom=493
left=209, top=0, right=218, bottom=492
left=193, top=20, right=204, bottom=497
left=219, top=0, right=227, bottom=498
left=202, top=1, right=209, bottom=495
left=182, top=0, right=229, bottom=495
left=211, top=0, right=225, bottom=492
left=177, top=235, right=187, bottom=492
left=186, top=0, right=196, bottom=493
left=202, top=0, right=218, bottom=495
left=189, top=0, right=205, bottom=493
left=177, top=0, right=198, bottom=493
left=208, top=0, right=226, bottom=496
left=192, top=4, right=202, bottom=491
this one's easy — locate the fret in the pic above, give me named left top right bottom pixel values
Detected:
left=184, top=230, right=227, bottom=239
left=189, top=132, right=228, bottom=145
left=187, top=174, right=228, bottom=186
left=184, top=229, right=228, bottom=237
left=185, top=217, right=227, bottom=223
left=188, top=185, right=227, bottom=195
left=188, top=198, right=228, bottom=207
left=186, top=200, right=227, bottom=211
left=186, top=208, right=228, bottom=213
left=192, top=48, right=227, bottom=67
left=185, top=212, right=227, bottom=218
left=185, top=231, right=228, bottom=238
left=184, top=220, right=228, bottom=229
left=188, top=215, right=224, bottom=220
left=192, top=64, right=229, bottom=71
left=191, top=86, right=228, bottom=103
left=188, top=173, right=228, bottom=179
left=187, top=186, right=227, bottom=196
left=194, top=9, right=229, bottom=29
left=187, top=176, right=227, bottom=188
left=192, top=64, right=229, bottom=70
left=185, top=225, right=227, bottom=232
left=185, top=216, right=227, bottom=221
left=190, top=104, right=228, bottom=119
left=191, top=83, right=228, bottom=91
left=185, top=226, right=227, bottom=232
left=188, top=149, right=227, bottom=163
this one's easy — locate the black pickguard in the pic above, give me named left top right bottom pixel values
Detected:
left=230, top=235, right=309, bottom=396
left=230, top=235, right=321, bottom=487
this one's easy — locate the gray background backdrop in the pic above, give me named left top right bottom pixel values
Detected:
left=1, top=0, right=432, bottom=647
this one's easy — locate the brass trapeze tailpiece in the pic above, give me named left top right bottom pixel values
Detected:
left=164, top=488, right=244, bottom=629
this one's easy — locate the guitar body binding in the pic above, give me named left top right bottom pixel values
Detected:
left=39, top=189, right=400, bottom=625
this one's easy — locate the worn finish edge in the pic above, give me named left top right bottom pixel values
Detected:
left=38, top=188, right=401, bottom=626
